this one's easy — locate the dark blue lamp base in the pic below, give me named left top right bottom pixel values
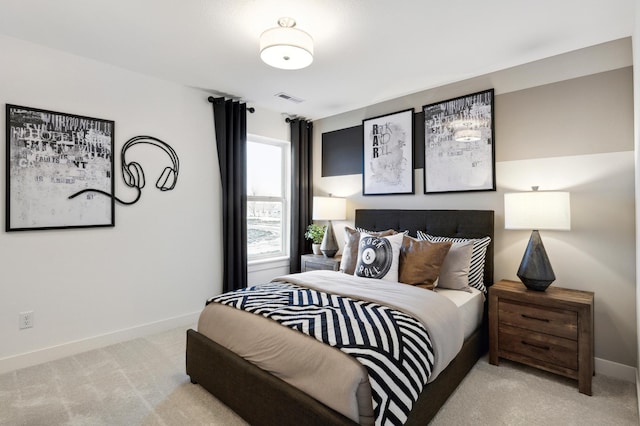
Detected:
left=517, top=230, right=556, bottom=291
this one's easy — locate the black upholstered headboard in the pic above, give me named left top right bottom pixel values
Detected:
left=355, top=209, right=495, bottom=288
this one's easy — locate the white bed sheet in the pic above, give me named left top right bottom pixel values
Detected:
left=434, top=287, right=485, bottom=339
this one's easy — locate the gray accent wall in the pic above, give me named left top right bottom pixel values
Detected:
left=497, top=68, right=633, bottom=161
left=313, top=38, right=636, bottom=370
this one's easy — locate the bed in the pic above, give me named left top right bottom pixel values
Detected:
left=186, top=209, right=494, bottom=425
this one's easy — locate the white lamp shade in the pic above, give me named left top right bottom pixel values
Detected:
left=504, top=191, right=571, bottom=230
left=312, top=196, right=346, bottom=221
left=260, top=26, right=314, bottom=70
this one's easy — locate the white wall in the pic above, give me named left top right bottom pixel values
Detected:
left=314, top=39, right=637, bottom=377
left=633, top=0, right=640, bottom=403
left=248, top=108, right=289, bottom=142
left=0, top=35, right=227, bottom=373
left=0, top=34, right=292, bottom=373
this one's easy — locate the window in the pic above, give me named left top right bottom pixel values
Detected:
left=246, top=135, right=290, bottom=261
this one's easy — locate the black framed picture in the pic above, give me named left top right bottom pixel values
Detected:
left=362, top=108, right=414, bottom=195
left=423, top=89, right=495, bottom=194
left=6, top=104, right=115, bottom=231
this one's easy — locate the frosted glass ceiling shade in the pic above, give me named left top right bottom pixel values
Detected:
left=260, top=18, right=314, bottom=70
left=454, top=129, right=481, bottom=142
left=504, top=191, right=571, bottom=230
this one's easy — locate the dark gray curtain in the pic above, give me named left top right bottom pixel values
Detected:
left=289, top=118, right=313, bottom=273
left=210, top=96, right=247, bottom=292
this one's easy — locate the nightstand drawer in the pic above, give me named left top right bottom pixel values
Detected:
left=300, top=254, right=341, bottom=272
left=499, top=324, right=578, bottom=370
left=304, top=260, right=335, bottom=271
left=498, top=299, right=578, bottom=340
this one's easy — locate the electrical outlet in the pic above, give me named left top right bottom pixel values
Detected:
left=19, top=311, right=33, bottom=329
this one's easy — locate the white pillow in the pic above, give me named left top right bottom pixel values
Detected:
left=434, top=240, right=474, bottom=292
left=354, top=232, right=404, bottom=282
left=339, top=227, right=397, bottom=275
left=417, top=232, right=491, bottom=292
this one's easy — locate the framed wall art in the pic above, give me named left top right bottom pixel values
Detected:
left=6, top=104, right=115, bottom=231
left=423, top=89, right=495, bottom=194
left=362, top=108, right=414, bottom=195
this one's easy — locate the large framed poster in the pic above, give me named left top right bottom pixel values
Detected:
left=423, top=89, right=495, bottom=194
left=362, top=108, right=414, bottom=195
left=6, top=104, right=115, bottom=231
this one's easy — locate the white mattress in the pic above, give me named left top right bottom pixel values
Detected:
left=434, top=287, right=485, bottom=339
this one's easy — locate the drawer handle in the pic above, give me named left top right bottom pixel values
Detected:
left=521, top=340, right=550, bottom=351
left=521, top=314, right=550, bottom=323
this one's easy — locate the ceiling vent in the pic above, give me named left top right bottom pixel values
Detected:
left=275, top=92, right=304, bottom=103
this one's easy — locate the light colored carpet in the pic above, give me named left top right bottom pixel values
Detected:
left=0, top=325, right=637, bottom=425
left=430, top=356, right=638, bottom=426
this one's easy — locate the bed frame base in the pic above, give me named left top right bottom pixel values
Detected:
left=186, top=328, right=355, bottom=425
left=186, top=325, right=486, bottom=425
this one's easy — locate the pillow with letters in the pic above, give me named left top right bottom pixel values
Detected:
left=417, top=232, right=491, bottom=292
left=340, top=227, right=397, bottom=275
left=354, top=232, right=404, bottom=282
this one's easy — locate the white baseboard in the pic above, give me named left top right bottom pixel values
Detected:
left=595, top=357, right=637, bottom=383
left=3, top=320, right=636, bottom=385
left=0, top=311, right=200, bottom=375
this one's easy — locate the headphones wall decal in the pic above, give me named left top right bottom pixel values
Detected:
left=68, top=135, right=180, bottom=205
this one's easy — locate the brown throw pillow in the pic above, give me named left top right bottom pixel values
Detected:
left=399, top=236, right=452, bottom=289
left=339, top=227, right=397, bottom=275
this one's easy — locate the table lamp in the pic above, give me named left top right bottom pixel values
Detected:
left=312, top=196, right=346, bottom=257
left=504, top=187, right=571, bottom=291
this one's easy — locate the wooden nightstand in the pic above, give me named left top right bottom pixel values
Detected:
left=300, top=254, right=342, bottom=272
left=489, top=279, right=594, bottom=395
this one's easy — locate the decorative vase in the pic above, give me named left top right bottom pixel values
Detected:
left=312, top=243, right=322, bottom=255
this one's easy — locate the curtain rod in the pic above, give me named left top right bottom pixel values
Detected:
left=207, top=96, right=255, bottom=113
left=284, top=115, right=311, bottom=123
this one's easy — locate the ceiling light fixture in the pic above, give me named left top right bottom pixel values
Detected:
left=452, top=119, right=482, bottom=142
left=454, top=129, right=482, bottom=142
left=260, top=17, right=314, bottom=70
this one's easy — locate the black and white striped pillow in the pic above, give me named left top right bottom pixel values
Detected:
left=416, top=232, right=491, bottom=292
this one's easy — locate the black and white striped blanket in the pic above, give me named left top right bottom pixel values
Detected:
left=208, top=281, right=434, bottom=425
